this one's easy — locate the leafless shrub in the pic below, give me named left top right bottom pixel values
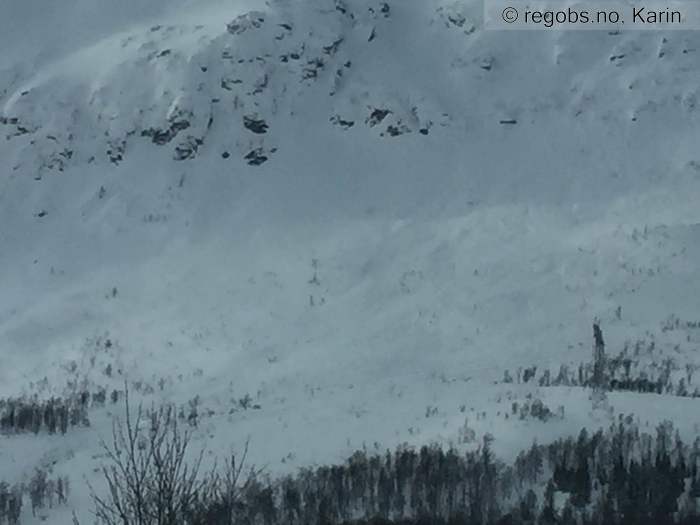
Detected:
left=201, top=441, right=266, bottom=524
left=89, top=387, right=259, bottom=525
left=90, top=387, right=209, bottom=524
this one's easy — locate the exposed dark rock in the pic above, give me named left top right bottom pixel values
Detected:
left=302, top=58, right=324, bottom=80
left=107, top=139, right=126, bottom=165
left=369, top=3, right=391, bottom=18
left=383, top=122, right=410, bottom=137
left=141, top=115, right=191, bottom=145
left=448, top=13, right=467, bottom=27
left=174, top=136, right=203, bottom=161
left=43, top=149, right=73, bottom=172
left=243, top=116, right=269, bottom=134
left=227, top=12, right=265, bottom=35
left=366, top=108, right=390, bottom=127
left=323, top=38, right=344, bottom=56
left=1, top=116, right=34, bottom=138
left=330, top=115, right=355, bottom=129
left=335, top=0, right=348, bottom=14
left=244, top=148, right=268, bottom=166
left=221, top=78, right=243, bottom=90
left=252, top=74, right=269, bottom=94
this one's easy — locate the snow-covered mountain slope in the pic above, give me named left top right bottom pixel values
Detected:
left=2, top=0, right=700, bottom=521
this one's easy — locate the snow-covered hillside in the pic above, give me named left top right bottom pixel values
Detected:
left=2, top=0, right=700, bottom=522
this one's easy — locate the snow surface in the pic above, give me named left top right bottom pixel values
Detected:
left=2, top=0, right=700, bottom=522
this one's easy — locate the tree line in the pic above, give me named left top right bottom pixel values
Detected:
left=501, top=331, right=699, bottom=400
left=0, top=470, right=70, bottom=524
left=88, top=393, right=700, bottom=525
